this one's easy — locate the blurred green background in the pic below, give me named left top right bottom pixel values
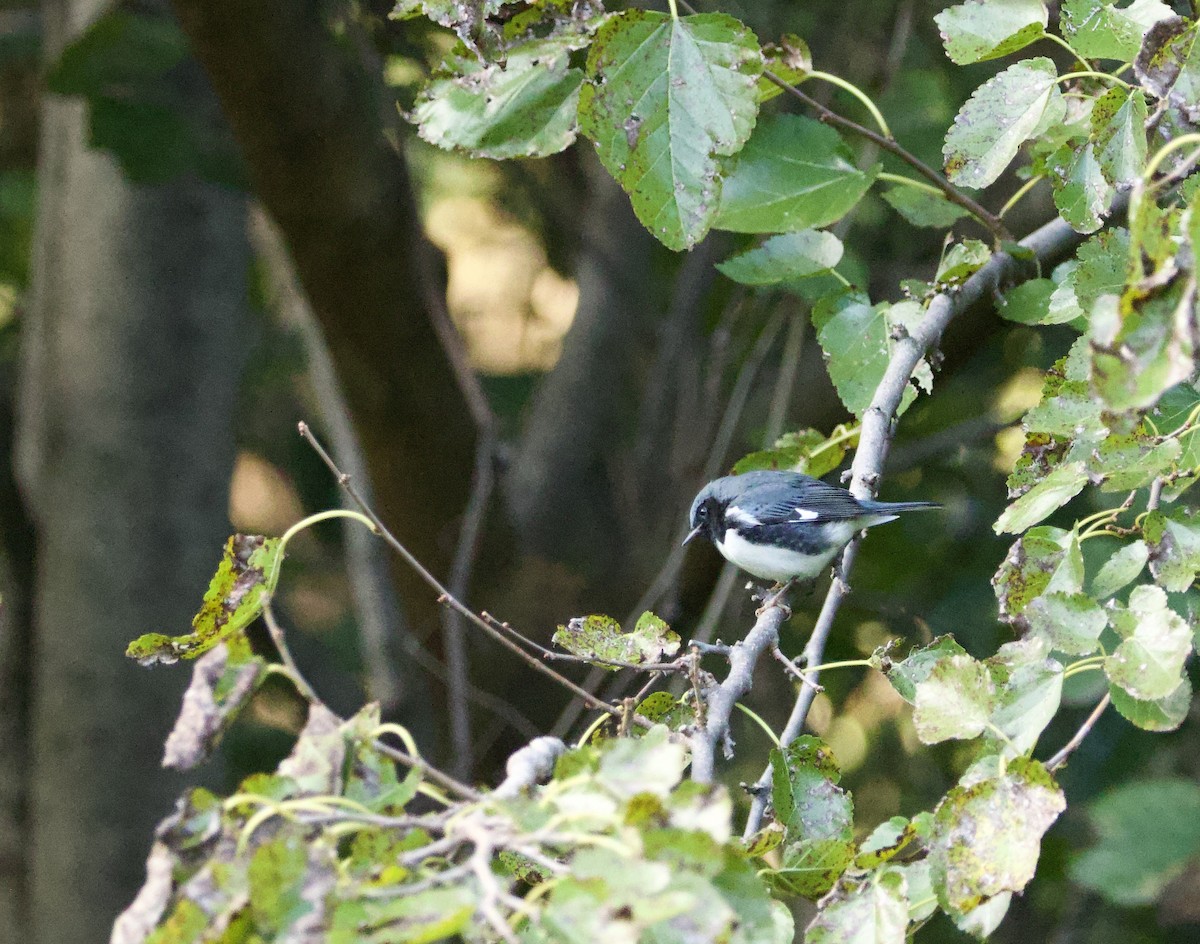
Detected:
left=0, top=0, right=1197, bottom=942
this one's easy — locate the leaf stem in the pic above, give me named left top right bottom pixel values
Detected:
left=762, top=73, right=1013, bottom=242
left=803, top=70, right=892, bottom=138
left=877, top=171, right=946, bottom=197
left=666, top=0, right=679, bottom=20
left=1056, top=70, right=1133, bottom=89
left=1040, top=32, right=1091, bottom=72
left=1046, top=692, right=1112, bottom=770
left=999, top=176, right=1042, bottom=219
left=735, top=702, right=782, bottom=748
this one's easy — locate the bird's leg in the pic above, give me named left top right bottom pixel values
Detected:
left=756, top=578, right=797, bottom=618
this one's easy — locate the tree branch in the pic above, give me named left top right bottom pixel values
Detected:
left=742, top=209, right=1098, bottom=837
left=298, top=423, right=652, bottom=730
left=690, top=594, right=792, bottom=784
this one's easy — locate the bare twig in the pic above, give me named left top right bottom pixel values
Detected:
left=741, top=209, right=1101, bottom=837
left=373, top=739, right=482, bottom=801
left=689, top=592, right=792, bottom=783
left=262, top=602, right=322, bottom=705
left=1046, top=694, right=1112, bottom=771
left=298, top=422, right=649, bottom=728
left=443, top=432, right=498, bottom=781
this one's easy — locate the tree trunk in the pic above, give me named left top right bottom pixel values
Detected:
left=12, top=2, right=251, bottom=938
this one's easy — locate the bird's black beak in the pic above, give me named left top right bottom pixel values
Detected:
left=682, top=525, right=703, bottom=547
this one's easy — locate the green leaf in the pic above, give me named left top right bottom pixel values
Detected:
left=992, top=527, right=1084, bottom=624
left=716, top=230, right=843, bottom=285
left=805, top=869, right=909, bottom=944
left=1134, top=16, right=1200, bottom=125
left=1073, top=228, right=1132, bottom=307
left=1090, top=540, right=1149, bottom=598
left=716, top=114, right=877, bottom=233
left=1110, top=674, right=1191, bottom=731
left=994, top=461, right=1088, bottom=534
left=414, top=43, right=584, bottom=159
left=930, top=757, right=1065, bottom=915
left=1144, top=508, right=1200, bottom=591
left=126, top=534, right=281, bottom=665
left=765, top=839, right=856, bottom=899
left=881, top=185, right=971, bottom=228
left=278, top=704, right=345, bottom=795
left=987, top=648, right=1063, bottom=754
left=1024, top=592, right=1107, bottom=655
left=249, top=833, right=332, bottom=936
left=552, top=612, right=681, bottom=670
left=161, top=638, right=266, bottom=771
left=913, top=654, right=997, bottom=743
left=952, top=893, right=1012, bottom=939
left=597, top=725, right=687, bottom=797
left=1049, top=142, right=1112, bottom=234
left=1091, top=88, right=1149, bottom=187
left=1071, top=779, right=1200, bottom=905
left=732, top=425, right=857, bottom=477
left=944, top=58, right=1063, bottom=190
left=812, top=292, right=929, bottom=418
left=1105, top=585, right=1191, bottom=700
left=998, top=278, right=1055, bottom=325
left=1062, top=0, right=1174, bottom=61
left=343, top=885, right=476, bottom=944
left=1091, top=272, right=1197, bottom=418
left=934, top=0, right=1048, bottom=65
left=936, top=239, right=991, bottom=284
left=579, top=10, right=761, bottom=250
left=770, top=737, right=853, bottom=841
left=885, top=636, right=969, bottom=702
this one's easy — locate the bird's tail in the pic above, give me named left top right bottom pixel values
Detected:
left=865, top=500, right=940, bottom=514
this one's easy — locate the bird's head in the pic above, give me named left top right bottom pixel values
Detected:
left=684, top=479, right=737, bottom=546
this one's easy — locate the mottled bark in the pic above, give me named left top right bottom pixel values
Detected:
left=13, top=2, right=250, bottom=938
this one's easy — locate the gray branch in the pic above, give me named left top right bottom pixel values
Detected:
left=741, top=210, right=1098, bottom=837
left=689, top=601, right=791, bottom=784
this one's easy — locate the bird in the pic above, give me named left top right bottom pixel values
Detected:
left=684, top=470, right=939, bottom=585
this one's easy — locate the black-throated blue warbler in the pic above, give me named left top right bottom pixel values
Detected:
left=685, top=470, right=938, bottom=584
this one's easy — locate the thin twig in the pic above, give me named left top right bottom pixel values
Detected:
left=443, top=431, right=498, bottom=781
left=298, top=422, right=649, bottom=728
left=768, top=78, right=1012, bottom=243
left=741, top=208, right=1103, bottom=838
left=1046, top=694, right=1112, bottom=771
left=262, top=602, right=321, bottom=705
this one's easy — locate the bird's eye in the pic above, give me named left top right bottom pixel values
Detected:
left=696, top=505, right=708, bottom=520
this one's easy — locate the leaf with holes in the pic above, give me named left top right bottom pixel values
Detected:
left=1062, top=0, right=1174, bottom=61
left=126, top=534, right=281, bottom=665
left=944, top=58, right=1063, bottom=190
left=1144, top=508, right=1200, bottom=591
left=578, top=10, right=761, bottom=251
left=1092, top=87, right=1148, bottom=187
left=1105, top=585, right=1191, bottom=700
left=930, top=757, right=1064, bottom=915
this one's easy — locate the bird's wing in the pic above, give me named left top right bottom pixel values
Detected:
left=732, top=479, right=871, bottom=526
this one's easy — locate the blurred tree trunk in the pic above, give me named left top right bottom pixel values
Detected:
left=11, top=1, right=250, bottom=939
left=169, top=0, right=482, bottom=627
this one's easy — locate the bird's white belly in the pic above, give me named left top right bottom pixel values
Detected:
left=717, top=528, right=844, bottom=582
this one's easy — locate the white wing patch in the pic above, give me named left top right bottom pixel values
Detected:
left=791, top=508, right=819, bottom=521
left=726, top=505, right=762, bottom=527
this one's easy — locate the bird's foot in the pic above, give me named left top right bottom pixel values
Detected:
left=755, top=578, right=797, bottom=617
